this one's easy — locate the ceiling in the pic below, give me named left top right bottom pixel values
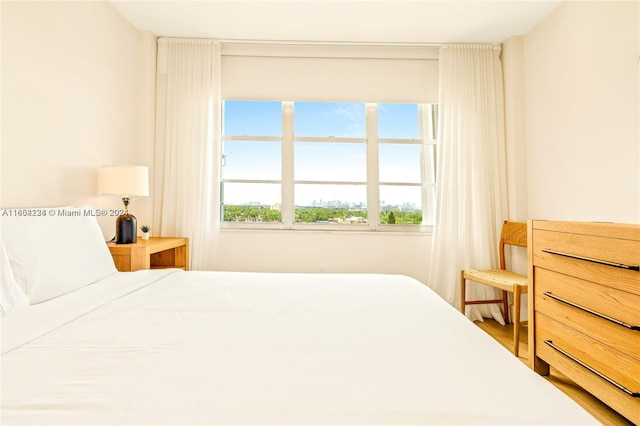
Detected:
left=110, top=1, right=564, bottom=45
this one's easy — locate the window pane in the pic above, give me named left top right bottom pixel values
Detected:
left=379, top=185, right=422, bottom=225
left=378, top=104, right=419, bottom=139
left=222, top=141, right=280, bottom=180
left=224, top=101, right=282, bottom=136
left=379, top=144, right=421, bottom=183
left=295, top=184, right=366, bottom=224
left=221, top=183, right=281, bottom=223
left=294, top=102, right=365, bottom=138
left=295, top=142, right=366, bottom=181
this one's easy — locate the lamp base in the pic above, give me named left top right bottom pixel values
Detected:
left=116, top=214, right=137, bottom=244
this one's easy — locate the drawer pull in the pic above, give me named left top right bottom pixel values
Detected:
left=541, top=248, right=639, bottom=271
left=544, top=340, right=640, bottom=397
left=543, top=291, right=640, bottom=331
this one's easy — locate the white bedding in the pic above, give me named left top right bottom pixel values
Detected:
left=1, top=270, right=597, bottom=425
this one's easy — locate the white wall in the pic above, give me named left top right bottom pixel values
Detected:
left=523, top=1, right=639, bottom=223
left=217, top=230, right=431, bottom=284
left=0, top=1, right=157, bottom=238
left=502, top=2, right=639, bottom=319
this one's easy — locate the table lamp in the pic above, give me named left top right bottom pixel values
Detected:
left=99, top=165, right=149, bottom=244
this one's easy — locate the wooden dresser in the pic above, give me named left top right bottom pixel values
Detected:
left=528, top=221, right=640, bottom=424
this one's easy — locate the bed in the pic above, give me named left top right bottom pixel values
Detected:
left=1, top=207, right=597, bottom=425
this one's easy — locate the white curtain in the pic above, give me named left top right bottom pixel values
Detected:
left=427, top=44, right=508, bottom=324
left=154, top=38, right=221, bottom=270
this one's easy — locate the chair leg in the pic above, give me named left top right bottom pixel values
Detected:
left=513, top=285, right=522, bottom=356
left=502, top=290, right=510, bottom=324
left=460, top=272, right=466, bottom=315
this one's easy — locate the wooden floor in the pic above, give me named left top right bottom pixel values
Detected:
left=475, top=319, right=634, bottom=426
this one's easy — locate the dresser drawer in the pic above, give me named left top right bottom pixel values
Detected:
left=536, top=313, right=640, bottom=392
left=532, top=228, right=640, bottom=295
left=536, top=315, right=640, bottom=425
left=534, top=267, right=640, bottom=336
left=535, top=281, right=640, bottom=360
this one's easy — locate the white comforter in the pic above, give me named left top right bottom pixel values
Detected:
left=1, top=270, right=597, bottom=425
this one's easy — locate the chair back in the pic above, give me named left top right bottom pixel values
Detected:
left=499, top=220, right=527, bottom=269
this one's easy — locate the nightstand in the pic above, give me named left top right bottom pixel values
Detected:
left=107, top=237, right=189, bottom=272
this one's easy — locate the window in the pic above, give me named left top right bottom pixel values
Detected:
left=221, top=101, right=437, bottom=231
left=377, top=103, right=436, bottom=226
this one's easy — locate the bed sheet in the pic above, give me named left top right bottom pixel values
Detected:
left=1, top=269, right=178, bottom=354
left=1, top=271, right=597, bottom=425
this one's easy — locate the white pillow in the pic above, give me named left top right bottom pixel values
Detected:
left=1, top=206, right=117, bottom=304
left=0, top=239, right=29, bottom=316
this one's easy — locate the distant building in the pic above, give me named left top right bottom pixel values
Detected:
left=345, top=216, right=366, bottom=224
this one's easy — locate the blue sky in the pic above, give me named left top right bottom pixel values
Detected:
left=222, top=101, right=423, bottom=207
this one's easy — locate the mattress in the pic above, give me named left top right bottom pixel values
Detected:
left=1, top=270, right=597, bottom=425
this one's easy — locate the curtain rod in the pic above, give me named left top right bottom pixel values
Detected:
left=158, top=37, right=501, bottom=50
left=219, top=39, right=443, bottom=48
left=156, top=36, right=443, bottom=49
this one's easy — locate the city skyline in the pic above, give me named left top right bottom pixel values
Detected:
left=236, top=198, right=420, bottom=212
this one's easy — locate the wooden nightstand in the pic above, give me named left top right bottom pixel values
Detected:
left=107, top=237, right=189, bottom=272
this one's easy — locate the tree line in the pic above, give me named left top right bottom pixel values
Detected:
left=222, top=205, right=422, bottom=225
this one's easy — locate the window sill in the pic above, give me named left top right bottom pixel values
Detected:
left=220, top=223, right=432, bottom=235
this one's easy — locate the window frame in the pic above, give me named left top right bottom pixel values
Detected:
left=220, top=101, right=436, bottom=232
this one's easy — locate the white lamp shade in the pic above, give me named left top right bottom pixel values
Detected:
left=99, top=166, right=149, bottom=197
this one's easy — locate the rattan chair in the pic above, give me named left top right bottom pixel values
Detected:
left=460, top=220, right=528, bottom=356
